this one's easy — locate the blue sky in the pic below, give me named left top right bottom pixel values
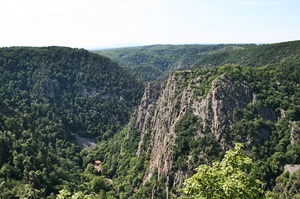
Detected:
left=0, top=0, right=299, bottom=49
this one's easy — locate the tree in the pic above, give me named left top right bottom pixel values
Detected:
left=56, top=189, right=94, bottom=199
left=89, top=176, right=111, bottom=193
left=266, top=169, right=300, bottom=199
left=182, top=143, right=265, bottom=199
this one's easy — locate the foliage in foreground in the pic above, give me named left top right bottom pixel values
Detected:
left=182, top=143, right=265, bottom=199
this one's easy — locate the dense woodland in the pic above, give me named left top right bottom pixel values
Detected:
left=0, top=47, right=143, bottom=198
left=0, top=41, right=299, bottom=198
left=194, top=40, right=300, bottom=68
left=96, top=44, right=253, bottom=82
left=87, top=60, right=300, bottom=198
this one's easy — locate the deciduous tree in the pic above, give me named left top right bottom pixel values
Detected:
left=182, top=143, right=265, bottom=199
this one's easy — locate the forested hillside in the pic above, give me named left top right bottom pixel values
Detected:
left=0, top=41, right=300, bottom=198
left=87, top=62, right=300, bottom=198
left=97, top=41, right=300, bottom=83
left=194, top=40, right=300, bottom=68
left=0, top=47, right=144, bottom=198
left=96, top=44, right=253, bottom=82
left=89, top=41, right=300, bottom=198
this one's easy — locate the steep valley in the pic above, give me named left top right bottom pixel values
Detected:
left=88, top=62, right=300, bottom=198
left=0, top=47, right=144, bottom=198
left=89, top=41, right=300, bottom=198
left=0, top=41, right=300, bottom=198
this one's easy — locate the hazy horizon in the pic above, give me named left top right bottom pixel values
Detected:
left=1, top=0, right=299, bottom=49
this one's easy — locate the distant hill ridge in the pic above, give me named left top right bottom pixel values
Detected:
left=97, top=41, right=300, bottom=82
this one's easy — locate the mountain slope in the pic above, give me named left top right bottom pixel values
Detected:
left=0, top=46, right=144, bottom=198
left=87, top=48, right=300, bottom=198
left=0, top=46, right=144, bottom=138
left=96, top=44, right=252, bottom=82
left=194, top=40, right=300, bottom=68
left=1, top=41, right=300, bottom=198
left=96, top=41, right=300, bottom=83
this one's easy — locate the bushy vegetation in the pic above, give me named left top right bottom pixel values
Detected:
left=194, top=40, right=300, bottom=68
left=182, top=143, right=265, bottom=199
left=173, top=110, right=222, bottom=172
left=92, top=51, right=299, bottom=197
left=0, top=47, right=144, bottom=198
left=266, top=169, right=300, bottom=198
left=0, top=40, right=299, bottom=198
left=96, top=44, right=251, bottom=82
left=130, top=63, right=166, bottom=82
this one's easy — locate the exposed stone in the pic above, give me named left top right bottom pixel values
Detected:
left=75, top=134, right=96, bottom=150
left=290, top=121, right=300, bottom=145
left=130, top=71, right=256, bottom=198
left=284, top=164, right=300, bottom=173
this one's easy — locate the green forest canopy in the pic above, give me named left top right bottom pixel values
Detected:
left=0, top=40, right=299, bottom=198
left=0, top=46, right=144, bottom=198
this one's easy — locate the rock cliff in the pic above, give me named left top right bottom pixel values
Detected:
left=130, top=70, right=257, bottom=198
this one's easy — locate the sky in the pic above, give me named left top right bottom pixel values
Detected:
left=0, top=0, right=299, bottom=49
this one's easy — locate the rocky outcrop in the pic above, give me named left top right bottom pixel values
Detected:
left=75, top=134, right=96, bottom=150
left=290, top=121, right=300, bottom=145
left=130, top=71, right=255, bottom=198
left=130, top=82, right=161, bottom=157
left=192, top=75, right=253, bottom=143
left=131, top=73, right=186, bottom=184
left=284, top=164, right=300, bottom=173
